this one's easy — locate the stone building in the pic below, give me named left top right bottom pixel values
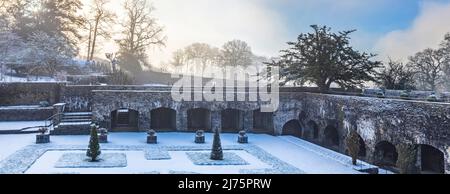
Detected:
left=1, top=82, right=449, bottom=174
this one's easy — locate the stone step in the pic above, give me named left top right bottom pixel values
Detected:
left=59, top=122, right=92, bottom=126
left=63, top=112, right=92, bottom=116
left=51, top=122, right=91, bottom=135
left=52, top=111, right=94, bottom=135
left=61, top=119, right=92, bottom=123
left=62, top=116, right=92, bottom=120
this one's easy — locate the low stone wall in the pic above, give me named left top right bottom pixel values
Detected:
left=0, top=82, right=64, bottom=106
left=0, top=106, right=53, bottom=121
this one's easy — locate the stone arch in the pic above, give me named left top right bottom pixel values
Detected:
left=221, top=109, right=244, bottom=133
left=306, top=120, right=319, bottom=140
left=187, top=108, right=211, bottom=131
left=282, top=120, right=303, bottom=138
left=324, top=125, right=339, bottom=147
left=374, top=141, right=398, bottom=168
left=419, top=144, right=445, bottom=174
left=150, top=107, right=177, bottom=131
left=110, top=108, right=139, bottom=131
left=252, top=109, right=274, bottom=134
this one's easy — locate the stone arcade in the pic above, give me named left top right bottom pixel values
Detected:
left=1, top=82, right=450, bottom=174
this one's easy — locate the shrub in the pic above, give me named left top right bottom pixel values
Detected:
left=86, top=124, right=101, bottom=162
left=346, top=130, right=361, bottom=165
left=210, top=129, right=223, bottom=160
left=427, top=94, right=438, bottom=102
left=39, top=101, right=50, bottom=107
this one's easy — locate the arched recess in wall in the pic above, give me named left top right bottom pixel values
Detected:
left=418, top=144, right=445, bottom=174
left=374, top=141, right=398, bottom=168
left=306, top=120, right=319, bottom=140
left=324, top=125, right=340, bottom=148
left=282, top=119, right=303, bottom=138
left=252, top=109, right=274, bottom=134
left=150, top=107, right=177, bottom=131
left=187, top=108, right=212, bottom=132
left=110, top=108, right=139, bottom=131
left=221, top=109, right=244, bottom=133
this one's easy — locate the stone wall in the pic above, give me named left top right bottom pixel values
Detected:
left=91, top=90, right=450, bottom=173
left=0, top=82, right=64, bottom=106
left=0, top=106, right=53, bottom=121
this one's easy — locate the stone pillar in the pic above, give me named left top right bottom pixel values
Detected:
left=445, top=150, right=450, bottom=174
left=273, top=112, right=283, bottom=136
left=211, top=110, right=221, bottom=132
left=243, top=110, right=253, bottom=132
left=52, top=103, right=66, bottom=125
left=139, top=111, right=150, bottom=132
left=177, top=109, right=187, bottom=131
left=415, top=145, right=422, bottom=172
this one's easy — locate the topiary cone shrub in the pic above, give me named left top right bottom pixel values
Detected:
left=210, top=129, right=223, bottom=160
left=86, top=124, right=101, bottom=162
left=346, top=130, right=361, bottom=165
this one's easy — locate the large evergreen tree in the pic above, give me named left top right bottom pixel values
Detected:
left=268, top=25, right=381, bottom=91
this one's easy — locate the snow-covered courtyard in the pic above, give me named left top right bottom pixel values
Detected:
left=0, top=132, right=380, bottom=174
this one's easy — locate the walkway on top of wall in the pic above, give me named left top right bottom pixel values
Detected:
left=0, top=121, right=44, bottom=134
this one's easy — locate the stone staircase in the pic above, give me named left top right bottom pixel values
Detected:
left=51, top=112, right=92, bottom=135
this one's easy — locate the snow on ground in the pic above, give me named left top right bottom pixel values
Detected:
left=0, top=134, right=35, bottom=161
left=0, top=105, right=41, bottom=110
left=0, top=74, right=56, bottom=82
left=0, top=132, right=371, bottom=174
left=26, top=150, right=269, bottom=174
left=0, top=121, right=46, bottom=131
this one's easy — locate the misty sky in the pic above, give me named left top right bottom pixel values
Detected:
left=97, top=0, right=450, bottom=66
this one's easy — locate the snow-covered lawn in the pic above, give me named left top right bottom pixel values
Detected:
left=0, top=132, right=377, bottom=174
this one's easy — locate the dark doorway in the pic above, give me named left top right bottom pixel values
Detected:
left=187, top=108, right=211, bottom=131
left=253, top=109, right=274, bottom=134
left=282, top=120, right=303, bottom=138
left=324, top=125, right=339, bottom=147
left=151, top=108, right=177, bottom=131
left=221, top=109, right=244, bottom=133
left=374, top=141, right=398, bottom=168
left=111, top=109, right=139, bottom=131
left=420, top=144, right=445, bottom=174
left=306, top=120, right=319, bottom=140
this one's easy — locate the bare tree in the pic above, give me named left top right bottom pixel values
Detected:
left=376, top=59, right=416, bottom=90
left=117, top=0, right=166, bottom=73
left=441, top=33, right=450, bottom=91
left=171, top=43, right=221, bottom=75
left=85, top=0, right=116, bottom=61
left=221, top=40, right=253, bottom=67
left=408, top=48, right=446, bottom=91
